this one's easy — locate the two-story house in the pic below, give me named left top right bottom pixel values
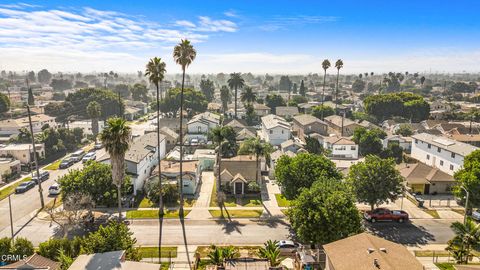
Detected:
left=411, top=133, right=478, bottom=175
left=292, top=114, right=328, bottom=142
left=186, top=112, right=220, bottom=143
left=0, top=143, right=45, bottom=165
left=324, top=115, right=363, bottom=137
left=0, top=114, right=57, bottom=138
left=260, top=114, right=291, bottom=146
left=323, top=136, right=358, bottom=160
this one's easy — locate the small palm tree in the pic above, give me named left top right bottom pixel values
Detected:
left=100, top=117, right=131, bottom=219
left=321, top=59, right=331, bottom=119
left=173, top=39, right=196, bottom=217
left=446, top=218, right=480, bottom=264
left=241, top=138, right=272, bottom=184
left=87, top=101, right=101, bottom=143
left=258, top=240, right=282, bottom=267
left=240, top=86, right=256, bottom=105
left=228, top=73, right=245, bottom=119
left=207, top=245, right=224, bottom=266
left=334, top=59, right=343, bottom=111
left=220, top=85, right=231, bottom=114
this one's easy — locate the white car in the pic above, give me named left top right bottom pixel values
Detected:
left=276, top=240, right=299, bottom=255
left=48, top=183, right=60, bottom=196
left=82, top=152, right=96, bottom=163
left=472, top=210, right=480, bottom=222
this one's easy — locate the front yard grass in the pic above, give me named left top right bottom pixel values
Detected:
left=44, top=159, right=62, bottom=170
left=137, top=246, right=177, bottom=258
left=126, top=209, right=191, bottom=219
left=452, top=208, right=465, bottom=216
left=0, top=177, right=32, bottom=201
left=209, top=209, right=263, bottom=218
left=135, top=196, right=195, bottom=208
left=195, top=245, right=260, bottom=258
left=423, top=209, right=440, bottom=219
left=275, top=194, right=291, bottom=207
left=415, top=250, right=480, bottom=257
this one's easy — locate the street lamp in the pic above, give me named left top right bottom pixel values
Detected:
left=460, top=186, right=469, bottom=225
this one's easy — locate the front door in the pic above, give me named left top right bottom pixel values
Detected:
left=235, top=182, right=243, bottom=195
left=424, top=184, right=430, bottom=195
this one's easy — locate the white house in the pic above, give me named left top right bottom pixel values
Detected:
left=99, top=133, right=166, bottom=194
left=260, top=114, right=291, bottom=146
left=68, top=120, right=105, bottom=136
left=411, top=133, right=478, bottom=175
left=383, top=135, right=413, bottom=153
left=323, top=136, right=358, bottom=160
left=0, top=143, right=45, bottom=165
left=186, top=112, right=220, bottom=143
left=0, top=114, right=57, bottom=138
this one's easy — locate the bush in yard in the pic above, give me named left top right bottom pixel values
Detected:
left=144, top=177, right=179, bottom=204
left=247, top=182, right=260, bottom=193
left=11, top=238, right=34, bottom=258
left=38, top=237, right=82, bottom=261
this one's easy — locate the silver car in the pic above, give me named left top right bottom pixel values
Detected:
left=472, top=210, right=480, bottom=222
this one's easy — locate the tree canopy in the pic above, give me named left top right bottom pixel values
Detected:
left=363, top=92, right=430, bottom=122
left=157, top=88, right=207, bottom=117
left=265, top=94, right=286, bottom=114
left=0, top=93, right=10, bottom=113
left=352, top=127, right=386, bottom=156
left=200, top=79, right=215, bottom=102
left=130, top=83, right=149, bottom=102
left=454, top=149, right=480, bottom=208
left=311, top=105, right=335, bottom=119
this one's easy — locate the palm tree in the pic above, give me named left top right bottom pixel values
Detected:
left=240, top=86, right=256, bottom=105
left=334, top=59, right=343, bottom=111
left=321, top=59, right=331, bottom=119
left=258, top=240, right=282, bottom=267
left=87, top=101, right=101, bottom=143
left=173, top=39, right=196, bottom=217
left=209, top=126, right=225, bottom=201
left=227, top=73, right=245, bottom=119
left=99, top=117, right=131, bottom=219
left=446, top=218, right=480, bottom=264
left=220, top=85, right=231, bottom=114
left=241, top=138, right=272, bottom=184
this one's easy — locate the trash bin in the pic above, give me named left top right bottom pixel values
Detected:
left=416, top=198, right=424, bottom=207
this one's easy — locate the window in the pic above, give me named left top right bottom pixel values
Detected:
left=437, top=147, right=441, bottom=153
left=451, top=152, right=456, bottom=158
left=450, top=164, right=454, bottom=171
left=440, top=160, right=444, bottom=166
left=427, top=154, right=430, bottom=160
left=269, top=130, right=273, bottom=134
left=415, top=139, right=418, bottom=144
left=351, top=146, right=356, bottom=150
left=281, top=130, right=284, bottom=134
left=428, top=144, right=431, bottom=149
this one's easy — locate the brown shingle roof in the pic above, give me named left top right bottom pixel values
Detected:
left=0, top=254, right=60, bottom=270
left=398, top=162, right=454, bottom=184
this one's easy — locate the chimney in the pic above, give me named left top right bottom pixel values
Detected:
left=373, top=259, right=380, bottom=268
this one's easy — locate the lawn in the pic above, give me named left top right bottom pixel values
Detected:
left=126, top=209, right=191, bottom=219
left=435, top=263, right=455, bottom=270
left=0, top=177, right=32, bottom=201
left=423, top=209, right=440, bottom=219
left=415, top=250, right=480, bottom=257
left=44, top=159, right=62, bottom=170
left=137, top=246, right=177, bottom=258
left=452, top=208, right=465, bottom=216
left=209, top=209, right=263, bottom=218
left=209, top=181, right=218, bottom=207
left=135, top=196, right=196, bottom=208
left=275, top=194, right=291, bottom=207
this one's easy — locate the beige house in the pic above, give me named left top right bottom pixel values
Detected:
left=0, top=158, right=21, bottom=182
left=0, top=143, right=45, bottom=165
left=324, top=115, right=363, bottom=137
left=292, top=114, right=328, bottom=142
left=159, top=126, right=179, bottom=151
left=398, top=162, right=455, bottom=195
left=0, top=114, right=57, bottom=138
left=219, top=155, right=261, bottom=195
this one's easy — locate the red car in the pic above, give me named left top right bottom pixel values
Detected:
left=364, top=208, right=409, bottom=223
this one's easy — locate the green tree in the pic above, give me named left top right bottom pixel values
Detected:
left=237, top=137, right=273, bottom=184
left=312, top=105, right=335, bottom=119
left=220, top=85, right=231, bottom=113
left=240, top=86, right=257, bottom=105
left=288, top=180, right=362, bottom=245
left=130, top=83, right=149, bottom=102
left=27, top=86, right=35, bottom=105
left=114, top=84, right=130, bottom=98
left=334, top=59, right=344, bottom=109
left=87, top=101, right=101, bottom=142
left=454, top=150, right=480, bottom=209
left=404, top=99, right=430, bottom=122
left=265, top=94, right=286, bottom=114
left=200, top=79, right=215, bottom=102
left=64, top=88, right=124, bottom=119
left=174, top=39, right=196, bottom=217
left=258, top=240, right=282, bottom=267
left=305, top=136, right=324, bottom=154
left=352, top=127, right=386, bottom=156
left=11, top=238, right=34, bottom=258
left=81, top=221, right=141, bottom=261
left=347, top=155, right=403, bottom=210
left=321, top=59, right=331, bottom=118
left=446, top=219, right=480, bottom=264
left=50, top=79, right=72, bottom=91
left=228, top=73, right=245, bottom=119
left=38, top=69, right=52, bottom=84
left=245, top=104, right=257, bottom=125
left=158, top=88, right=207, bottom=117
left=288, top=95, right=308, bottom=107
left=352, top=79, right=366, bottom=93
left=0, top=237, right=11, bottom=259
left=0, top=92, right=10, bottom=113
left=275, top=152, right=342, bottom=200
left=100, top=118, right=131, bottom=218
left=299, top=80, right=306, bottom=97
left=207, top=245, right=239, bottom=266
left=38, top=238, right=81, bottom=261
left=395, top=124, right=413, bottom=136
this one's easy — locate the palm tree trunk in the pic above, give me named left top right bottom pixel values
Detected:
left=255, top=155, right=259, bottom=184
left=117, top=184, right=122, bottom=219
left=179, top=69, right=185, bottom=217
left=156, top=83, right=164, bottom=259
left=234, top=86, right=238, bottom=119
left=321, top=70, right=327, bottom=120
left=335, top=69, right=340, bottom=112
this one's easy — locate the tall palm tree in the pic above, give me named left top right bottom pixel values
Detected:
left=447, top=218, right=480, bottom=264
left=227, top=73, right=245, bottom=119
left=243, top=138, right=272, bottom=184
left=240, top=86, right=256, bottom=105
left=100, top=117, right=131, bottom=219
left=173, top=39, right=196, bottom=217
left=87, top=101, right=101, bottom=143
left=334, top=59, right=343, bottom=111
left=220, top=85, right=231, bottom=114
left=209, top=126, right=225, bottom=200
left=321, top=59, right=331, bottom=119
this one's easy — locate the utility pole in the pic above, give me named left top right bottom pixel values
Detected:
left=27, top=105, right=44, bottom=208
left=8, top=194, right=14, bottom=239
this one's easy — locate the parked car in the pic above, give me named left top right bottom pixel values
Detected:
left=15, top=181, right=36, bottom=194
left=31, top=171, right=50, bottom=184
left=59, top=158, right=75, bottom=169
left=70, top=150, right=86, bottom=162
left=48, top=183, right=61, bottom=196
left=276, top=240, right=299, bottom=255
left=94, top=143, right=103, bottom=150
left=472, top=210, right=480, bottom=222
left=364, top=208, right=409, bottom=223
left=82, top=152, right=96, bottom=163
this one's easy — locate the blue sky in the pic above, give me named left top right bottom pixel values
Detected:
left=0, top=1, right=479, bottom=74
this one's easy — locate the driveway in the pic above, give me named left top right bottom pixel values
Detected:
left=186, top=171, right=214, bottom=219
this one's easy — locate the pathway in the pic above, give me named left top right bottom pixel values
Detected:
left=186, top=172, right=214, bottom=220
left=261, top=177, right=284, bottom=217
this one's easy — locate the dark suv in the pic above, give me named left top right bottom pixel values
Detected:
left=31, top=171, right=50, bottom=184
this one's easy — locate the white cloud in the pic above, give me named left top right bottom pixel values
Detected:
left=197, top=16, right=237, bottom=32
left=175, top=20, right=196, bottom=28
left=224, top=10, right=238, bottom=18
left=259, top=15, right=339, bottom=31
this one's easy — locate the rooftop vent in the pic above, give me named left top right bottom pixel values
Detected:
left=379, top=248, right=387, bottom=253
left=367, top=248, right=375, bottom=254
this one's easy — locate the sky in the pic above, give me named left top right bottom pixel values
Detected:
left=0, top=0, right=479, bottom=74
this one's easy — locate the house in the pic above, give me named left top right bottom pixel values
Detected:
left=68, top=250, right=159, bottom=270
left=0, top=143, right=45, bottom=165
left=280, top=139, right=304, bottom=153
left=219, top=155, right=261, bottom=195
left=411, top=133, right=478, bottom=175
left=68, top=120, right=105, bottom=136
left=260, top=114, right=291, bottom=146
left=152, top=160, right=201, bottom=195
left=0, top=158, right=20, bottom=183
left=398, top=162, right=455, bottom=195
left=292, top=114, right=328, bottom=142
left=0, top=253, right=60, bottom=270
left=445, top=134, right=480, bottom=147
left=253, top=103, right=271, bottom=117
left=224, top=119, right=257, bottom=141
left=322, top=233, right=423, bottom=270
left=298, top=102, right=320, bottom=114
left=323, top=136, right=358, bottom=159
left=158, top=126, right=179, bottom=152
left=0, top=114, right=57, bottom=138
left=99, top=133, right=166, bottom=194
left=155, top=118, right=187, bottom=135
left=383, top=135, right=413, bottom=153
left=191, top=149, right=216, bottom=171
left=324, top=115, right=363, bottom=137
left=269, top=150, right=296, bottom=178
left=276, top=106, right=299, bottom=119
left=186, top=112, right=220, bottom=143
